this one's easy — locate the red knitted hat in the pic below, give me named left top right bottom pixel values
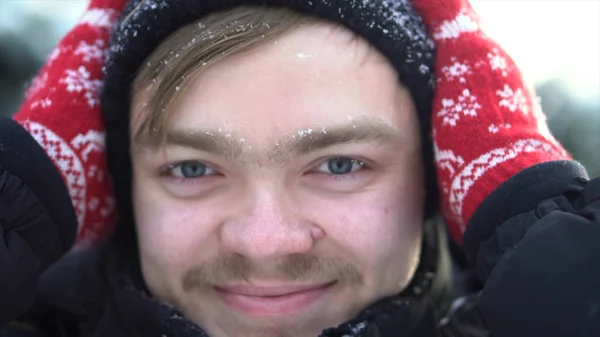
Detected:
left=13, top=0, right=571, bottom=247
left=12, top=0, right=126, bottom=248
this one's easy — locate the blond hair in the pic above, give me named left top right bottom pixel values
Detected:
left=132, top=6, right=320, bottom=146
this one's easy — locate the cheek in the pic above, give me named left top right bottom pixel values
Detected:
left=132, top=176, right=221, bottom=282
left=306, top=179, right=424, bottom=268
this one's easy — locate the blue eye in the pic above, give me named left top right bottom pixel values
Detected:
left=169, top=161, right=215, bottom=178
left=316, top=157, right=364, bottom=175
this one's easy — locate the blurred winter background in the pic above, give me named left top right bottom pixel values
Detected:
left=1, top=0, right=599, bottom=177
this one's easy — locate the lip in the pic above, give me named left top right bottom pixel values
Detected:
left=215, top=281, right=336, bottom=316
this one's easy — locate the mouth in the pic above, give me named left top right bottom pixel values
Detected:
left=215, top=281, right=336, bottom=316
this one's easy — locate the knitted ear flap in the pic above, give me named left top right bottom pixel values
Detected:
left=410, top=0, right=572, bottom=243
left=13, top=0, right=127, bottom=248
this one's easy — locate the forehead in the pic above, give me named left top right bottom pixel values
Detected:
left=132, top=21, right=418, bottom=146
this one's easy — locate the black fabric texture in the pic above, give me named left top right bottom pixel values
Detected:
left=476, top=176, right=600, bottom=337
left=0, top=117, right=77, bottom=326
left=0, top=117, right=77, bottom=255
left=462, top=160, right=590, bottom=274
left=0, top=323, right=46, bottom=337
left=19, top=247, right=110, bottom=337
left=0, top=169, right=67, bottom=274
left=0, top=226, right=39, bottom=325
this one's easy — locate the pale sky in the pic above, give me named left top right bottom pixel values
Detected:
left=6, top=0, right=600, bottom=102
left=470, top=0, right=600, bottom=101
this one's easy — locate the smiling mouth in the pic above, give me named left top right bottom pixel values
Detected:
left=215, top=281, right=336, bottom=316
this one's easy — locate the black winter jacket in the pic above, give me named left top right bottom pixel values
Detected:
left=1, top=158, right=599, bottom=337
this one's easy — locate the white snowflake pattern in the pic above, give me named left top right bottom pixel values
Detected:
left=60, top=66, right=103, bottom=108
left=30, top=98, right=52, bottom=109
left=433, top=10, right=479, bottom=41
left=497, top=84, right=529, bottom=115
left=447, top=138, right=564, bottom=228
left=71, top=130, right=105, bottom=162
left=23, top=122, right=87, bottom=229
left=434, top=145, right=465, bottom=176
left=488, top=123, right=512, bottom=134
left=99, top=196, right=116, bottom=219
left=88, top=197, right=100, bottom=212
left=75, top=39, right=106, bottom=63
left=440, top=57, right=471, bottom=83
left=87, top=165, right=98, bottom=179
left=437, top=89, right=482, bottom=126
left=488, top=48, right=508, bottom=77
left=434, top=144, right=466, bottom=195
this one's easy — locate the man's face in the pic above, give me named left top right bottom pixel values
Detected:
left=130, top=22, right=425, bottom=337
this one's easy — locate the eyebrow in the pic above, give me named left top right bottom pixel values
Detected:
left=272, top=120, right=398, bottom=163
left=134, top=118, right=400, bottom=164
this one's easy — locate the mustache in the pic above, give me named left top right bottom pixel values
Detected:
left=182, top=253, right=363, bottom=292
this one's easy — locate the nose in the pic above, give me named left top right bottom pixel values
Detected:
left=220, top=188, right=321, bottom=262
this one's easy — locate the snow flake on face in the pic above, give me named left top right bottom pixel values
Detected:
left=75, top=39, right=106, bottom=63
left=433, top=10, right=479, bottom=41
left=437, top=89, right=481, bottom=127
left=297, top=128, right=314, bottom=137
left=497, top=84, right=529, bottom=115
left=79, top=8, right=120, bottom=29
left=60, top=66, right=103, bottom=108
left=440, top=57, right=472, bottom=83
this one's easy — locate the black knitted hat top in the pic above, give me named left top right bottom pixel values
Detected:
left=101, top=0, right=438, bottom=230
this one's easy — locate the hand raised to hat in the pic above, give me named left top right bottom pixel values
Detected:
left=11, top=0, right=128, bottom=248
left=411, top=2, right=600, bottom=337
left=0, top=0, right=127, bottom=324
left=409, top=0, right=573, bottom=242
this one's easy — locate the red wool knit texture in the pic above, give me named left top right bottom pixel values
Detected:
left=12, top=0, right=126, bottom=247
left=412, top=0, right=571, bottom=243
left=12, top=0, right=570, bottom=247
